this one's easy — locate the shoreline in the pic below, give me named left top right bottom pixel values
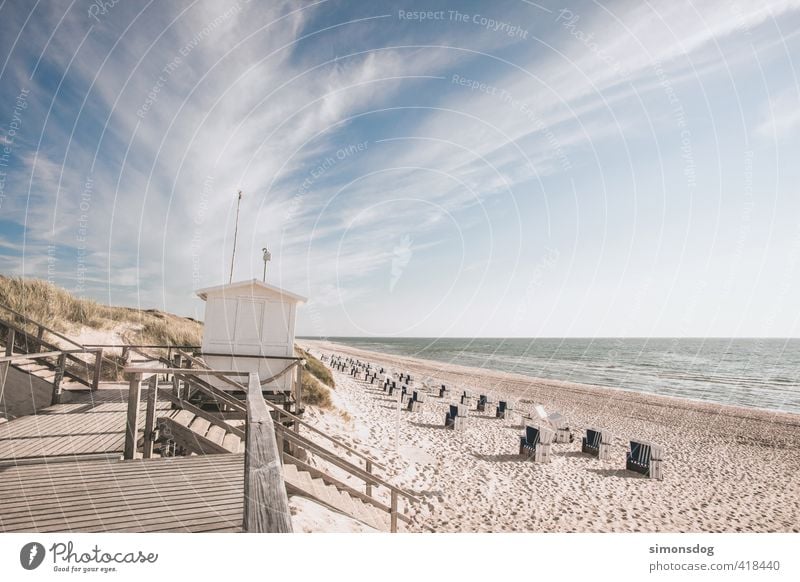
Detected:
left=298, top=338, right=800, bottom=532
left=302, top=339, right=800, bottom=427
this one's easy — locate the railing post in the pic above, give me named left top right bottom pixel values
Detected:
left=5, top=328, right=14, bottom=356
left=390, top=490, right=398, bottom=533
left=365, top=460, right=373, bottom=497
left=0, top=361, right=9, bottom=403
left=142, top=375, right=159, bottom=459
left=294, top=362, right=302, bottom=417
left=51, top=352, right=66, bottom=405
left=92, top=348, right=103, bottom=391
left=124, top=373, right=143, bottom=460
left=243, top=372, right=293, bottom=533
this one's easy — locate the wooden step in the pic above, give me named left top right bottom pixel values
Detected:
left=206, top=425, right=226, bottom=446
left=221, top=433, right=242, bottom=453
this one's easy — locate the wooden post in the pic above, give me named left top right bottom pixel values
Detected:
left=171, top=353, right=182, bottom=400
left=243, top=373, right=293, bottom=533
left=92, top=348, right=103, bottom=390
left=365, top=460, right=373, bottom=497
left=124, top=373, right=142, bottom=460
left=0, top=361, right=9, bottom=403
left=390, top=490, right=398, bottom=533
left=5, top=328, right=14, bottom=356
left=51, top=353, right=66, bottom=405
left=295, top=363, right=302, bottom=415
left=142, top=375, right=159, bottom=459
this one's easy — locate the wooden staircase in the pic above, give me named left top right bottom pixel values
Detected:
left=282, top=462, right=390, bottom=531
left=0, top=304, right=108, bottom=396
left=157, top=409, right=244, bottom=455
left=153, top=405, right=402, bottom=531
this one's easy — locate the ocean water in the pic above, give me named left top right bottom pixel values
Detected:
left=312, top=337, right=800, bottom=414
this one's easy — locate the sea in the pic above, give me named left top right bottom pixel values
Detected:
left=306, top=337, right=800, bottom=414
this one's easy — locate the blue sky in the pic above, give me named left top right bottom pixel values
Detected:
left=0, top=0, right=799, bottom=337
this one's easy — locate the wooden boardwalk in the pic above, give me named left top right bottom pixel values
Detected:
left=0, top=383, right=172, bottom=461
left=0, top=454, right=244, bottom=532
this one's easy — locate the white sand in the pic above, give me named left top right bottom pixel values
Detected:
left=299, top=339, right=800, bottom=533
left=289, top=496, right=379, bottom=533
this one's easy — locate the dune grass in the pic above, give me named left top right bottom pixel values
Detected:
left=295, top=346, right=335, bottom=388
left=0, top=275, right=203, bottom=347
left=295, top=347, right=334, bottom=408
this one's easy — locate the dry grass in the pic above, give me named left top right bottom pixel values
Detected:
left=0, top=275, right=203, bottom=348
left=294, top=347, right=334, bottom=408
left=295, top=346, right=334, bottom=388
left=300, top=371, right=332, bottom=408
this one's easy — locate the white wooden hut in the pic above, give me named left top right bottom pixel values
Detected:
left=195, top=279, right=306, bottom=396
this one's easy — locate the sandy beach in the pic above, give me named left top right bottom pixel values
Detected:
left=299, top=339, right=800, bottom=533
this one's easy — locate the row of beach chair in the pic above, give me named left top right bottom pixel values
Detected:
left=321, top=352, right=665, bottom=480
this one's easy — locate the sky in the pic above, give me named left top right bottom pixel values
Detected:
left=0, top=0, right=799, bottom=338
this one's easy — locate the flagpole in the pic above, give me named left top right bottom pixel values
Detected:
left=229, top=190, right=243, bottom=284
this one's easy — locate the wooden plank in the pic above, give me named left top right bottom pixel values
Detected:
left=189, top=416, right=211, bottom=439
left=123, top=374, right=142, bottom=459
left=158, top=391, right=245, bottom=439
left=142, top=376, right=159, bottom=458
left=243, top=373, right=293, bottom=533
left=157, top=417, right=230, bottom=455
left=51, top=352, right=66, bottom=405
left=5, top=327, right=14, bottom=356
left=92, top=348, right=103, bottom=390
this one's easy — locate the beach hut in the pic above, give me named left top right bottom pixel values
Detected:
left=195, top=279, right=306, bottom=398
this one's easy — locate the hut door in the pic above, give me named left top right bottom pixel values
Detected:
left=234, top=298, right=265, bottom=352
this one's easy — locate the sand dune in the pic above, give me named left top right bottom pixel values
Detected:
left=300, top=339, right=800, bottom=533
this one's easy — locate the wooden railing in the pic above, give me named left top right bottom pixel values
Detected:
left=122, top=366, right=293, bottom=532
left=123, top=364, right=416, bottom=532
left=0, top=346, right=103, bottom=401
left=176, top=349, right=387, bottom=471
left=0, top=303, right=118, bottom=388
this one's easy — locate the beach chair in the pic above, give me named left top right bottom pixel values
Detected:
left=626, top=440, right=665, bottom=480
left=533, top=405, right=573, bottom=443
left=408, top=390, right=426, bottom=412
left=445, top=404, right=467, bottom=431
left=582, top=428, right=613, bottom=460
left=438, top=384, right=450, bottom=398
left=519, top=424, right=555, bottom=463
left=476, top=394, right=488, bottom=412
left=496, top=400, right=514, bottom=419
left=460, top=390, right=475, bottom=407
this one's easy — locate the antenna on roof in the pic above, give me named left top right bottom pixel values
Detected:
left=262, top=247, right=271, bottom=282
left=229, top=190, right=243, bottom=284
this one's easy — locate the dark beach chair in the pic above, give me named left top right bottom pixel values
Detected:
left=582, top=428, right=613, bottom=460
left=476, top=394, right=488, bottom=412
left=445, top=404, right=466, bottom=431
left=626, top=440, right=664, bottom=480
left=496, top=400, right=514, bottom=419
left=519, top=424, right=555, bottom=463
left=408, top=390, right=426, bottom=412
